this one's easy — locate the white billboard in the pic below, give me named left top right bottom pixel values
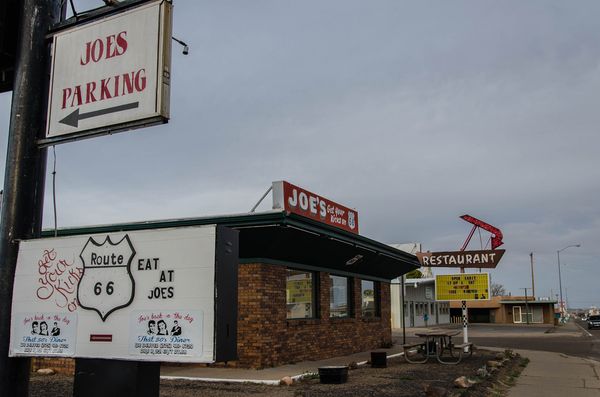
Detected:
left=45, top=0, right=171, bottom=142
left=10, top=225, right=222, bottom=363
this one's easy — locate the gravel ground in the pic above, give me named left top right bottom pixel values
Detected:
left=29, top=349, right=527, bottom=397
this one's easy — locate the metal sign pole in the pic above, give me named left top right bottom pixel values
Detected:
left=459, top=225, right=474, bottom=352
left=460, top=267, right=468, bottom=351
left=0, top=1, right=62, bottom=395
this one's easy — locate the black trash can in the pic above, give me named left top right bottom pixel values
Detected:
left=318, top=366, right=349, bottom=384
left=371, top=351, right=387, bottom=368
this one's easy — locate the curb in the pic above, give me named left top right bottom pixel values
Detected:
left=160, top=351, right=406, bottom=385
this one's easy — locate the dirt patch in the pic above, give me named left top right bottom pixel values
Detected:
left=29, top=349, right=528, bottom=397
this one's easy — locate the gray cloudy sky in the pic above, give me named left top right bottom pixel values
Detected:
left=1, top=1, right=599, bottom=307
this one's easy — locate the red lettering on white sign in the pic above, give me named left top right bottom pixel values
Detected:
left=275, top=181, right=359, bottom=234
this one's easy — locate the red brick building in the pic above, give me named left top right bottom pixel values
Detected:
left=32, top=210, right=418, bottom=372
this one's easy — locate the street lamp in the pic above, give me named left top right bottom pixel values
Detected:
left=557, top=244, right=580, bottom=320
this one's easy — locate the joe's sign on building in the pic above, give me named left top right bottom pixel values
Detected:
left=272, top=181, right=359, bottom=234
left=45, top=0, right=172, bottom=143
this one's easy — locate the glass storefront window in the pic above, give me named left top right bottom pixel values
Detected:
left=330, top=275, right=350, bottom=317
left=286, top=269, right=314, bottom=319
left=361, top=280, right=378, bottom=318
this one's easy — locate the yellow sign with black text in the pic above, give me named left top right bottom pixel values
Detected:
left=435, top=273, right=490, bottom=301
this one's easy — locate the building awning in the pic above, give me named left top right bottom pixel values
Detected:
left=43, top=210, right=419, bottom=281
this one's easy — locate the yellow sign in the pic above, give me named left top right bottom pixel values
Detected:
left=435, top=273, right=490, bottom=301
left=286, top=279, right=312, bottom=303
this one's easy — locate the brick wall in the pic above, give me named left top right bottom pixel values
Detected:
left=236, top=262, right=392, bottom=368
left=30, top=262, right=393, bottom=372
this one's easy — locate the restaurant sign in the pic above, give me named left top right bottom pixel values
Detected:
left=272, top=180, right=359, bottom=234
left=416, top=249, right=505, bottom=269
left=435, top=273, right=490, bottom=301
left=9, top=225, right=237, bottom=363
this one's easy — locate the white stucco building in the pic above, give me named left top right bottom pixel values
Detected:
left=390, top=277, right=450, bottom=328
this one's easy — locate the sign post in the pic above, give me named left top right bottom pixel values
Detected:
left=2, top=2, right=175, bottom=396
left=0, top=1, right=63, bottom=396
left=421, top=215, right=503, bottom=352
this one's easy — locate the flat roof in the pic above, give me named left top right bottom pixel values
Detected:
left=41, top=210, right=419, bottom=281
left=500, top=300, right=557, bottom=305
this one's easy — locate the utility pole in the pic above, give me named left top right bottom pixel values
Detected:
left=401, top=275, right=406, bottom=345
left=520, top=288, right=530, bottom=325
left=529, top=252, right=535, bottom=299
left=0, top=1, right=62, bottom=396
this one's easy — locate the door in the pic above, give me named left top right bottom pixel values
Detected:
left=532, top=306, right=543, bottom=323
left=513, top=306, right=522, bottom=323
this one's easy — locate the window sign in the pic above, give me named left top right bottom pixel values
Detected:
left=286, top=270, right=314, bottom=319
left=330, top=275, right=349, bottom=318
left=361, top=280, right=377, bottom=318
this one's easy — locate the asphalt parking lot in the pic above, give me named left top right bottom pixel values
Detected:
left=394, top=320, right=600, bottom=362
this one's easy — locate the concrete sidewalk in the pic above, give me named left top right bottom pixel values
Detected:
left=160, top=345, right=405, bottom=384
left=508, top=349, right=600, bottom=397
left=410, top=321, right=600, bottom=395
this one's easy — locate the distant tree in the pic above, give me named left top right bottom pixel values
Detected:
left=405, top=269, right=423, bottom=279
left=491, top=283, right=506, bottom=296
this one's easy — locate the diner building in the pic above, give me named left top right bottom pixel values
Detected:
left=31, top=182, right=419, bottom=372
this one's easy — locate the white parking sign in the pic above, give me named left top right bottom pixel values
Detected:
left=45, top=0, right=172, bottom=143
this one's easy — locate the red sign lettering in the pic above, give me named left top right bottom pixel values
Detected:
left=80, top=31, right=128, bottom=66
left=274, top=181, right=359, bottom=234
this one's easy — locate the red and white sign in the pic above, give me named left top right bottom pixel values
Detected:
left=45, top=0, right=172, bottom=141
left=272, top=181, right=359, bottom=234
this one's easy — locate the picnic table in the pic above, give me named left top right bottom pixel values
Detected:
left=403, top=330, right=473, bottom=364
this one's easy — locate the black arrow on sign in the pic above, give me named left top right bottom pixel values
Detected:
left=59, top=101, right=140, bottom=128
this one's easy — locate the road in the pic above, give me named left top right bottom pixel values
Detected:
left=395, top=319, right=600, bottom=362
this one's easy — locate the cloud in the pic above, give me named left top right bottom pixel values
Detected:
left=1, top=0, right=600, bottom=307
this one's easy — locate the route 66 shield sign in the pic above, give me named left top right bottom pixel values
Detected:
left=77, top=235, right=136, bottom=321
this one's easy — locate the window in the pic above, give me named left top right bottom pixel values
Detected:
left=330, top=275, right=351, bottom=317
left=361, top=280, right=379, bottom=318
left=286, top=269, right=315, bottom=319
